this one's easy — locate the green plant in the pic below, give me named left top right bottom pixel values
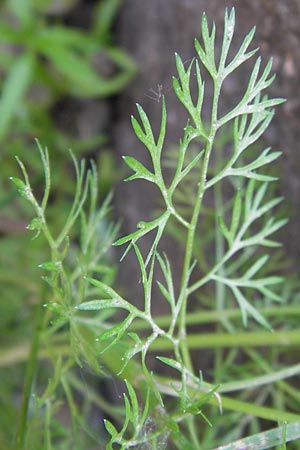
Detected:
left=7, top=143, right=118, bottom=450
left=8, top=7, right=300, bottom=450
left=0, top=0, right=135, bottom=143
left=0, top=0, right=135, bottom=253
left=0, top=5, right=134, bottom=447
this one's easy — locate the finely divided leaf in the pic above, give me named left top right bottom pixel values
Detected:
left=123, top=156, right=155, bottom=183
left=76, top=298, right=131, bottom=311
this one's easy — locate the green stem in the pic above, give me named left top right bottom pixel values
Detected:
left=211, top=422, right=300, bottom=450
left=4, top=318, right=300, bottom=368
left=178, top=76, right=221, bottom=371
left=178, top=159, right=208, bottom=368
left=14, top=286, right=46, bottom=450
left=210, top=396, right=300, bottom=423
left=130, top=305, right=300, bottom=331
left=151, top=328, right=300, bottom=351
left=173, top=76, right=221, bottom=447
left=61, top=376, right=79, bottom=446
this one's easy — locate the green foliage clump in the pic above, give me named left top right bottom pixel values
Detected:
left=0, top=2, right=135, bottom=449
left=5, top=7, right=300, bottom=450
left=0, top=0, right=135, bottom=141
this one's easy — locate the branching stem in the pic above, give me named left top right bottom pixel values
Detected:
left=178, top=76, right=221, bottom=372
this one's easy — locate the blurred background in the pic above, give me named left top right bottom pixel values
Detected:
left=0, top=0, right=299, bottom=448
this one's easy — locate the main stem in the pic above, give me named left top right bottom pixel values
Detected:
left=178, top=76, right=221, bottom=372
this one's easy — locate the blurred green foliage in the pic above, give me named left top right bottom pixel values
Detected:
left=0, top=1, right=135, bottom=448
left=0, top=0, right=135, bottom=140
left=0, top=0, right=135, bottom=203
left=0, top=0, right=135, bottom=189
